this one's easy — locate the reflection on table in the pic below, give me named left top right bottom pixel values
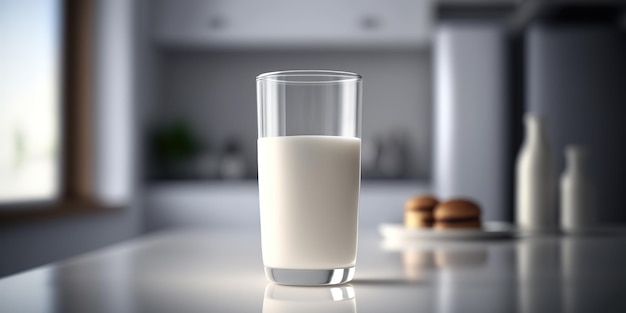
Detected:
left=263, top=283, right=356, bottom=313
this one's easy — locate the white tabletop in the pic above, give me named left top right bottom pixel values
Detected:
left=1, top=228, right=626, bottom=313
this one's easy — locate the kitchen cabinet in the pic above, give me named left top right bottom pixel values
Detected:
left=152, top=0, right=432, bottom=48
left=146, top=0, right=434, bottom=183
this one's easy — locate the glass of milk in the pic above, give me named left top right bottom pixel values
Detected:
left=257, top=70, right=362, bottom=285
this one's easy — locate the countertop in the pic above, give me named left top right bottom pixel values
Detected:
left=1, top=228, right=626, bottom=313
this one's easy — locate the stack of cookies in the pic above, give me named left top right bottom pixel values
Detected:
left=404, top=195, right=482, bottom=230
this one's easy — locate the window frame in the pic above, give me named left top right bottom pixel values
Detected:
left=0, top=0, right=120, bottom=225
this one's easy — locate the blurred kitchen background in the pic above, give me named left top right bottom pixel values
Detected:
left=1, top=0, right=625, bottom=277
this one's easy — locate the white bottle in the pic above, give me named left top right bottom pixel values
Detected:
left=560, top=146, right=594, bottom=233
left=516, top=114, right=554, bottom=233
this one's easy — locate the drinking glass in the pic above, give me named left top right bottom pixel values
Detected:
left=257, top=70, right=362, bottom=285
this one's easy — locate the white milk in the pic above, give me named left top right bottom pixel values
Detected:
left=258, top=136, right=361, bottom=269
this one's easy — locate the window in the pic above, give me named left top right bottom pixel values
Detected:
left=0, top=0, right=62, bottom=204
left=0, top=0, right=108, bottom=222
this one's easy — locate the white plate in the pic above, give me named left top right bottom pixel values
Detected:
left=379, top=221, right=516, bottom=241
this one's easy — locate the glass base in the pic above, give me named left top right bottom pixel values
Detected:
left=265, top=266, right=355, bottom=286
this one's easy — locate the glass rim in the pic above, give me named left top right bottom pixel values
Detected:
left=256, top=70, right=362, bottom=84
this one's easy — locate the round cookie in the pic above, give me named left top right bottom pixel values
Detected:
left=433, top=199, right=481, bottom=229
left=405, top=211, right=434, bottom=228
left=405, top=195, right=438, bottom=212
left=404, top=195, right=438, bottom=228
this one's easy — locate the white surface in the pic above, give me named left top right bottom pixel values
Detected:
left=152, top=0, right=432, bottom=48
left=3, top=229, right=626, bottom=312
left=263, top=284, right=356, bottom=313
left=433, top=23, right=509, bottom=221
left=379, top=221, right=515, bottom=241
left=258, top=136, right=360, bottom=269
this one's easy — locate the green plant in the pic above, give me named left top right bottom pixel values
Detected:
left=152, top=121, right=200, bottom=163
